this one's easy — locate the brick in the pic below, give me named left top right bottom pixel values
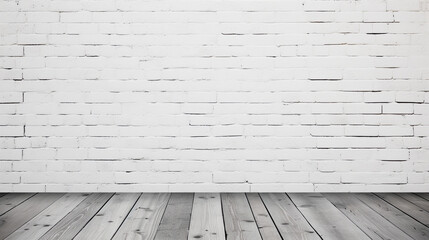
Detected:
left=60, top=12, right=92, bottom=23
left=383, top=104, right=414, bottom=114
left=0, top=173, right=20, bottom=183
left=0, top=92, right=22, bottom=103
left=341, top=173, right=407, bottom=184
left=363, top=12, right=394, bottom=23
left=345, top=126, right=379, bottom=137
left=310, top=172, right=341, bottom=183
left=26, top=12, right=59, bottom=22
left=213, top=172, right=246, bottom=183
left=344, top=104, right=382, bottom=114
left=395, top=92, right=424, bottom=103
left=0, top=149, right=22, bottom=160
left=17, top=34, right=48, bottom=45
left=387, top=0, right=421, bottom=11
left=364, top=92, right=395, bottom=103
left=0, top=126, right=24, bottom=136
left=414, top=126, right=429, bottom=137
left=23, top=148, right=56, bottom=160
left=0, top=46, right=23, bottom=56
left=379, top=126, right=413, bottom=136
left=13, top=161, right=46, bottom=172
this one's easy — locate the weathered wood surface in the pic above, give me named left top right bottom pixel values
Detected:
left=355, top=193, right=429, bottom=240
left=5, top=193, right=89, bottom=240
left=113, top=193, right=170, bottom=240
left=246, top=193, right=282, bottom=240
left=39, top=193, right=113, bottom=240
left=260, top=193, right=320, bottom=240
left=188, top=193, right=225, bottom=240
left=324, top=193, right=413, bottom=240
left=2, top=193, right=429, bottom=240
left=397, top=193, right=429, bottom=215
left=417, top=193, right=429, bottom=201
left=289, top=193, right=370, bottom=240
left=74, top=193, right=140, bottom=240
left=155, top=193, right=193, bottom=240
left=222, top=193, right=262, bottom=240
left=377, top=193, right=429, bottom=226
left=0, top=193, right=34, bottom=216
left=0, top=194, right=63, bottom=240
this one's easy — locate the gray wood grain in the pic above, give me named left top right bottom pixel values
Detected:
left=0, top=193, right=34, bottom=216
left=324, top=193, right=413, bottom=240
left=222, top=193, right=262, bottom=240
left=112, top=193, right=170, bottom=240
left=155, top=193, right=193, bottom=240
left=397, top=193, right=429, bottom=213
left=246, top=193, right=281, bottom=240
left=39, top=193, right=113, bottom=240
left=0, top=193, right=63, bottom=239
left=260, top=193, right=320, bottom=240
left=188, top=193, right=225, bottom=240
left=5, top=193, right=88, bottom=240
left=355, top=193, right=429, bottom=240
left=377, top=193, right=429, bottom=226
left=74, top=193, right=140, bottom=240
left=3, top=193, right=429, bottom=240
left=289, top=193, right=370, bottom=240
left=417, top=193, right=429, bottom=201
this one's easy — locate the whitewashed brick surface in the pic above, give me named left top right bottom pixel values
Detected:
left=0, top=0, right=428, bottom=192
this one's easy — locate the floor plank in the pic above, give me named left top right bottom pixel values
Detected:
left=397, top=193, right=429, bottom=213
left=417, top=193, right=429, bottom=201
left=5, top=193, right=89, bottom=240
left=74, top=193, right=140, bottom=240
left=246, top=193, right=282, bottom=240
left=355, top=193, right=429, bottom=240
left=2, top=192, right=428, bottom=240
left=39, top=193, right=113, bottom=240
left=112, top=193, right=170, bottom=240
left=0, top=193, right=34, bottom=216
left=188, top=193, right=225, bottom=240
left=376, top=193, right=429, bottom=226
left=222, top=193, right=262, bottom=240
left=260, top=193, right=320, bottom=240
left=0, top=193, right=63, bottom=239
left=324, top=193, right=413, bottom=240
left=289, top=193, right=370, bottom=240
left=155, top=193, right=193, bottom=240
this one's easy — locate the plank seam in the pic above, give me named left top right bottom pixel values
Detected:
left=0, top=193, right=36, bottom=217
left=220, top=193, right=228, bottom=239
left=285, top=193, right=323, bottom=240
left=353, top=194, right=417, bottom=240
left=395, top=194, right=429, bottom=214
left=322, top=194, right=384, bottom=240
left=244, top=193, right=268, bottom=240
left=257, top=193, right=284, bottom=240
left=416, top=194, right=429, bottom=201
left=110, top=193, right=143, bottom=239
left=2, top=193, right=65, bottom=239
left=151, top=193, right=173, bottom=240
left=70, top=193, right=116, bottom=239
left=186, top=193, right=195, bottom=239
left=374, top=193, right=429, bottom=228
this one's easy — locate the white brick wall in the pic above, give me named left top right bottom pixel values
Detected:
left=0, top=0, right=428, bottom=192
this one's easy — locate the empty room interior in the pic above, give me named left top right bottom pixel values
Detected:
left=0, top=0, right=428, bottom=239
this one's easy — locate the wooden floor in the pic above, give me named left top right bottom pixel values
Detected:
left=0, top=193, right=429, bottom=240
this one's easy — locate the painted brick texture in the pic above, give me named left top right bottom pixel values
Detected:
left=0, top=0, right=428, bottom=192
